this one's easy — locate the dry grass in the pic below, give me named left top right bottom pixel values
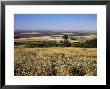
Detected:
left=15, top=36, right=64, bottom=42
left=15, top=36, right=52, bottom=41
left=14, top=47, right=97, bottom=76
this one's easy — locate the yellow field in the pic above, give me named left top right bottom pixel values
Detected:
left=15, top=36, right=52, bottom=41
left=14, top=47, right=97, bottom=76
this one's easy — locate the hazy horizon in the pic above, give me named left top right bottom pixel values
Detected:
left=14, top=14, right=97, bottom=32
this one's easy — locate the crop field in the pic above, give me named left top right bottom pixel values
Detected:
left=15, top=35, right=96, bottom=42
left=14, top=47, right=97, bottom=76
left=14, top=14, right=97, bottom=76
left=15, top=36, right=52, bottom=41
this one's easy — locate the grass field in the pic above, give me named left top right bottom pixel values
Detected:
left=14, top=47, right=97, bottom=76
left=15, top=35, right=96, bottom=42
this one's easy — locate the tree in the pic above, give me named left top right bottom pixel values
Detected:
left=62, top=34, right=71, bottom=47
left=62, top=34, right=68, bottom=41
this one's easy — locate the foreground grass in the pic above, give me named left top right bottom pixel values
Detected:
left=14, top=47, right=97, bottom=76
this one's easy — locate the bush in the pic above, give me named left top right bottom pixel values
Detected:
left=71, top=38, right=97, bottom=48
left=25, top=41, right=58, bottom=48
left=14, top=38, right=97, bottom=48
left=14, top=41, right=26, bottom=46
left=58, top=41, right=71, bottom=47
left=26, top=42, right=39, bottom=48
left=80, top=38, right=97, bottom=48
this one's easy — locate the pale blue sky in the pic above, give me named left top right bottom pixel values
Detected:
left=14, top=14, right=97, bottom=32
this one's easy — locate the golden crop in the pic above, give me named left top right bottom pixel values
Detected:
left=14, top=47, right=97, bottom=76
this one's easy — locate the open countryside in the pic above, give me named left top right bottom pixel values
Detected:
left=14, top=14, right=97, bottom=76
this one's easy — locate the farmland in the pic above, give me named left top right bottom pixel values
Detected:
left=14, top=47, right=96, bottom=76
left=14, top=14, right=97, bottom=76
left=15, top=31, right=96, bottom=42
left=14, top=31, right=97, bottom=76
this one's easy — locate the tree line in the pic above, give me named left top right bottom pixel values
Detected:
left=15, top=37, right=97, bottom=48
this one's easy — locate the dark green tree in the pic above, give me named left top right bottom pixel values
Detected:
left=62, top=34, right=68, bottom=41
left=62, top=34, right=71, bottom=47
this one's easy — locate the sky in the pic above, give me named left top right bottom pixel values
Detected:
left=14, top=14, right=97, bottom=32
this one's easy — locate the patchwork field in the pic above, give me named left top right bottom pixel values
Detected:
left=15, top=35, right=96, bottom=42
left=14, top=47, right=97, bottom=76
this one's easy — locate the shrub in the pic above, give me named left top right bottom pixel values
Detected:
left=14, top=41, right=26, bottom=46
left=15, top=38, right=97, bottom=48
left=80, top=38, right=97, bottom=48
